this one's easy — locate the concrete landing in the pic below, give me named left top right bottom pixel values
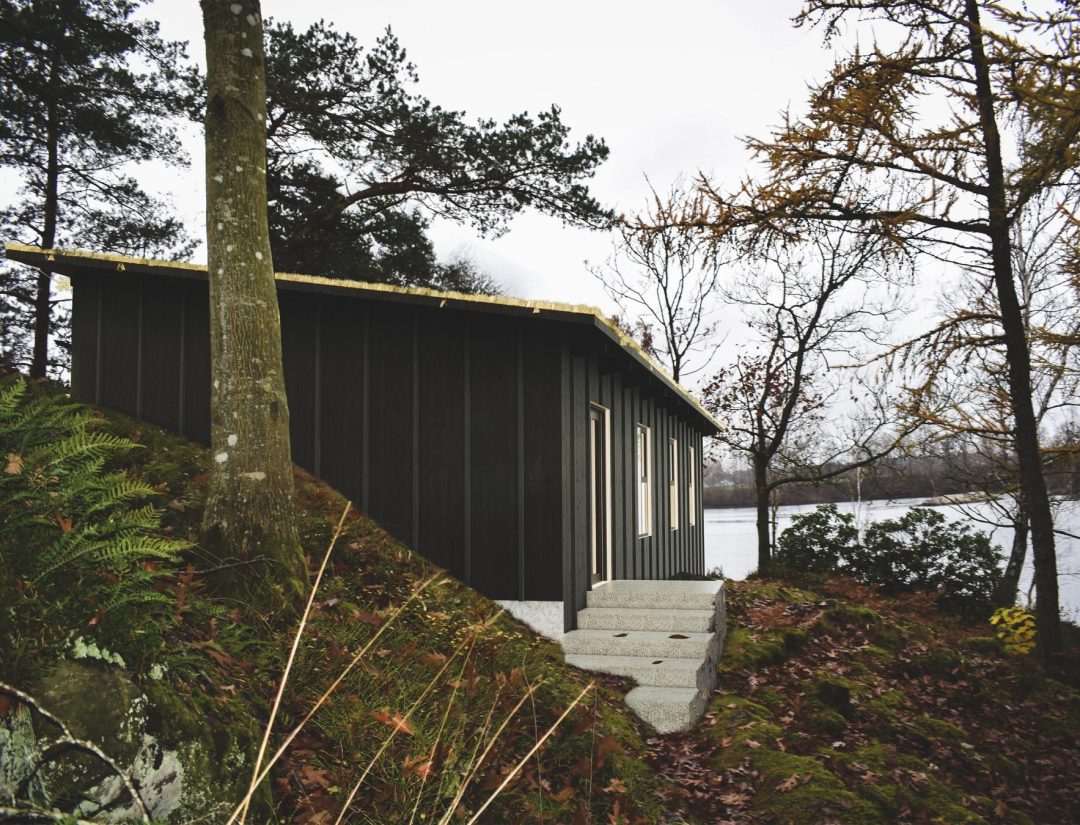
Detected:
left=561, top=579, right=726, bottom=733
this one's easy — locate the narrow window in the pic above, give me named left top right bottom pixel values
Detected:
left=669, top=437, right=679, bottom=530
left=688, top=445, right=697, bottom=527
left=636, top=424, right=652, bottom=537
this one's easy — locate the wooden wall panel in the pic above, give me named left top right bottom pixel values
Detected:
left=139, top=278, right=184, bottom=433
left=97, top=275, right=140, bottom=415
left=69, top=275, right=100, bottom=402
left=522, top=329, right=562, bottom=600
left=469, top=318, right=519, bottom=599
left=180, top=281, right=211, bottom=444
left=280, top=295, right=318, bottom=474
left=318, top=300, right=365, bottom=507
left=418, top=312, right=467, bottom=578
left=367, top=305, right=414, bottom=544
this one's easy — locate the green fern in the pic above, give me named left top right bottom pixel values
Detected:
left=0, top=375, right=190, bottom=664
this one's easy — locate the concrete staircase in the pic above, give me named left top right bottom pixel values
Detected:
left=561, top=580, right=726, bottom=733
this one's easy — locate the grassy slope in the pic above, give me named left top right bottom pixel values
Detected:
left=1, top=391, right=666, bottom=825
left=648, top=579, right=1080, bottom=824
left=6, top=385, right=1079, bottom=824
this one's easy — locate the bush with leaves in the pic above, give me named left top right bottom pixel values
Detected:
left=774, top=504, right=859, bottom=574
left=0, top=376, right=188, bottom=676
left=777, top=505, right=1004, bottom=618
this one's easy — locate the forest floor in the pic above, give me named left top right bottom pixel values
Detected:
left=647, top=578, right=1080, bottom=824
left=3, top=379, right=1078, bottom=824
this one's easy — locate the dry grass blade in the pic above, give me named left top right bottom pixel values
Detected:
left=436, top=678, right=545, bottom=825
left=408, top=636, right=478, bottom=825
left=331, top=617, right=492, bottom=825
left=463, top=681, right=595, bottom=825
left=238, top=500, right=351, bottom=825
left=224, top=572, right=443, bottom=825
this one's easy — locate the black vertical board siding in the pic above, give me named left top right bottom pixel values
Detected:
left=367, top=305, right=414, bottom=544
left=418, top=313, right=467, bottom=578
left=469, top=319, right=519, bottom=599
left=181, top=281, right=211, bottom=443
left=523, top=330, right=562, bottom=600
left=139, top=279, right=184, bottom=432
left=624, top=382, right=636, bottom=579
left=318, top=300, right=365, bottom=507
left=560, top=334, right=574, bottom=631
left=280, top=296, right=318, bottom=473
left=70, top=276, right=99, bottom=402
left=571, top=353, right=589, bottom=613
left=98, top=275, right=141, bottom=415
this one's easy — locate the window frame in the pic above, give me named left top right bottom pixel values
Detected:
left=669, top=436, right=679, bottom=531
left=688, top=444, right=697, bottom=527
left=635, top=423, right=653, bottom=537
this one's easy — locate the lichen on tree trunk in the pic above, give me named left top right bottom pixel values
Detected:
left=199, top=0, right=306, bottom=601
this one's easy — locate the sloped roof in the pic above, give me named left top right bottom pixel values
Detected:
left=4, top=242, right=721, bottom=433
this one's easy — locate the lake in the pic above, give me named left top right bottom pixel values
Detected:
left=704, top=497, right=1080, bottom=622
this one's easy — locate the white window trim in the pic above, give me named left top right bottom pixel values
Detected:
left=636, top=423, right=652, bottom=537
left=688, top=444, right=697, bottom=527
left=669, top=437, right=679, bottom=530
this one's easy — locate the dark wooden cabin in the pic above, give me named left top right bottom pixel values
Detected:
left=6, top=243, right=721, bottom=630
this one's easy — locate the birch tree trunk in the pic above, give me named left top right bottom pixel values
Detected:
left=199, top=0, right=305, bottom=600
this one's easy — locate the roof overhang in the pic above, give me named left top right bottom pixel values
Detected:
left=5, top=242, right=722, bottom=434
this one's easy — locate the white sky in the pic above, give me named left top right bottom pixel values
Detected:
left=148, top=0, right=841, bottom=345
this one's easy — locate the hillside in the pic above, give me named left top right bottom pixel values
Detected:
left=2, top=377, right=1078, bottom=824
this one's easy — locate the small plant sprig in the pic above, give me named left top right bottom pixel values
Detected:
left=990, top=606, right=1037, bottom=655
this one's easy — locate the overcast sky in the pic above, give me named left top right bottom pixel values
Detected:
left=149, top=0, right=841, bottom=331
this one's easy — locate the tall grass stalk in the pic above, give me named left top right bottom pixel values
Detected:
left=436, top=679, right=545, bottom=825
left=224, top=572, right=443, bottom=825
left=407, top=635, right=478, bottom=825
left=434, top=679, right=508, bottom=824
left=331, top=618, right=493, bottom=825
left=463, top=681, right=595, bottom=825
left=238, top=501, right=351, bottom=825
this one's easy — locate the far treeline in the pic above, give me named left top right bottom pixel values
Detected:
left=704, top=444, right=1080, bottom=509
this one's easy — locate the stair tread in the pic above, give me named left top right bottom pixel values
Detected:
left=564, top=654, right=706, bottom=670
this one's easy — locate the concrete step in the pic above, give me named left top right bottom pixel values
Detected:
left=561, top=629, right=720, bottom=661
left=625, top=686, right=708, bottom=734
left=563, top=653, right=712, bottom=690
left=577, top=606, right=715, bottom=633
left=587, top=579, right=725, bottom=611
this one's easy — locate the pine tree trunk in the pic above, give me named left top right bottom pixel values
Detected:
left=753, top=454, right=772, bottom=572
left=965, top=0, right=1061, bottom=659
left=31, top=100, right=60, bottom=379
left=199, top=0, right=306, bottom=601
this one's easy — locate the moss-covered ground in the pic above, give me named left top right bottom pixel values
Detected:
left=646, top=578, right=1080, bottom=824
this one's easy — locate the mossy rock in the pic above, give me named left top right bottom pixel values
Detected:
left=909, top=715, right=968, bottom=743
left=18, top=661, right=256, bottom=822
left=910, top=647, right=962, bottom=676
left=806, top=707, right=848, bottom=737
left=812, top=673, right=860, bottom=716
left=745, top=749, right=881, bottom=824
left=860, top=645, right=895, bottom=662
left=958, top=636, right=1003, bottom=655
left=706, top=695, right=783, bottom=755
left=720, top=626, right=789, bottom=673
left=823, top=605, right=882, bottom=628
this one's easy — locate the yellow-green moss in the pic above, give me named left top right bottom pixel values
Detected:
left=746, top=750, right=882, bottom=825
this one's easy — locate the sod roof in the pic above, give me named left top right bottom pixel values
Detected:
left=4, top=242, right=721, bottom=432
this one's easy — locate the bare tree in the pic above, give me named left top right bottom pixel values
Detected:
left=899, top=193, right=1080, bottom=606
left=589, top=179, right=720, bottom=383
left=702, top=227, right=918, bottom=570
left=199, top=0, right=305, bottom=600
left=691, top=0, right=1080, bottom=660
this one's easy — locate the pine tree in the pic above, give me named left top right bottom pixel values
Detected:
left=0, top=0, right=194, bottom=377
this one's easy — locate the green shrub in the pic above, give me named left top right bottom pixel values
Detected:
left=775, top=504, right=858, bottom=573
left=0, top=377, right=188, bottom=675
left=776, top=505, right=1003, bottom=619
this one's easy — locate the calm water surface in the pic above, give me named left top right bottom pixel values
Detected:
left=704, top=497, right=1080, bottom=621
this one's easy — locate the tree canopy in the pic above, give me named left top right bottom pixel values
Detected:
left=0, top=0, right=193, bottom=375
left=257, top=21, right=612, bottom=288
